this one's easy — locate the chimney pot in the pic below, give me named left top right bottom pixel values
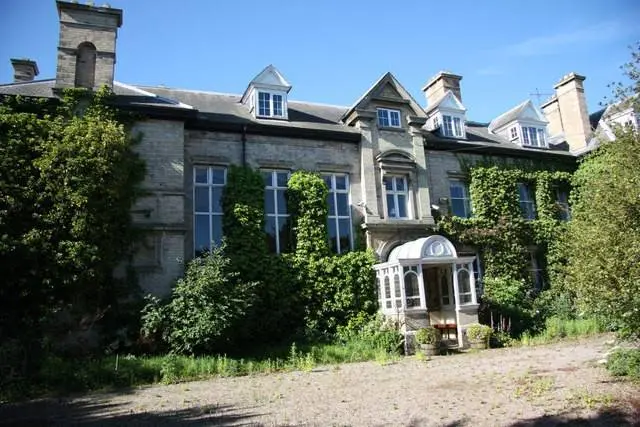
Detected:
left=10, top=58, right=39, bottom=83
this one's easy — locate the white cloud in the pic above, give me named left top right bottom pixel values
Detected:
left=501, top=21, right=626, bottom=57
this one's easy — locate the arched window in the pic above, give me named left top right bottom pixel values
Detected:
left=75, top=42, right=96, bottom=88
left=457, top=268, right=473, bottom=305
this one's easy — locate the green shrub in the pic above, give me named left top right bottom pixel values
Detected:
left=415, top=327, right=441, bottom=345
left=466, top=324, right=493, bottom=342
left=336, top=313, right=403, bottom=354
left=606, top=348, right=640, bottom=379
left=140, top=246, right=257, bottom=355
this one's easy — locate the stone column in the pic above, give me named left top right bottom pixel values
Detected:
left=408, top=116, right=435, bottom=223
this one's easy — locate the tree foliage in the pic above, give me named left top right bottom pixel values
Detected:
left=565, top=45, right=640, bottom=337
left=566, top=128, right=640, bottom=336
left=0, top=88, right=145, bottom=377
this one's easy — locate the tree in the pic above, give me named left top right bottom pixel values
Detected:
left=0, top=88, right=145, bottom=374
left=566, top=45, right=640, bottom=337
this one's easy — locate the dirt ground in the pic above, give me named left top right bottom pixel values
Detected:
left=1, top=334, right=638, bottom=426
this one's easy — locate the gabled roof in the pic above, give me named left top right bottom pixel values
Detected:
left=341, top=72, right=427, bottom=122
left=424, top=90, right=466, bottom=115
left=240, top=64, right=292, bottom=103
left=488, top=99, right=547, bottom=132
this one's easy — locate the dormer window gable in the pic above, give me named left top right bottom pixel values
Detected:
left=489, top=100, right=549, bottom=148
left=241, top=65, right=292, bottom=120
left=425, top=90, right=466, bottom=138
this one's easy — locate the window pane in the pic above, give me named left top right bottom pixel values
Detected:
left=278, top=217, right=291, bottom=253
left=212, top=187, right=223, bottom=213
left=397, top=195, right=407, bottom=218
left=335, top=175, right=347, bottom=190
left=265, top=189, right=275, bottom=214
left=338, top=218, right=351, bottom=252
left=451, top=199, right=467, bottom=217
left=264, top=216, right=277, bottom=252
left=387, top=194, right=396, bottom=217
left=259, top=92, right=270, bottom=116
left=273, top=94, right=283, bottom=116
left=383, top=176, right=393, bottom=190
left=323, top=175, right=332, bottom=188
left=263, top=171, right=273, bottom=186
left=450, top=184, right=464, bottom=199
left=404, top=273, right=419, bottom=297
left=327, top=194, right=336, bottom=216
left=195, top=187, right=209, bottom=212
left=211, top=168, right=225, bottom=185
left=195, top=168, right=208, bottom=183
left=395, top=177, right=405, bottom=191
left=212, top=215, right=223, bottom=246
left=384, top=277, right=391, bottom=299
left=458, top=269, right=471, bottom=293
left=390, top=110, right=400, bottom=127
left=276, top=190, right=287, bottom=214
left=194, top=214, right=210, bottom=253
left=453, top=117, right=462, bottom=136
left=276, top=172, right=288, bottom=187
left=328, top=218, right=338, bottom=253
left=336, top=193, right=349, bottom=216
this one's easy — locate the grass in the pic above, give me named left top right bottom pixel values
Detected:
left=2, top=336, right=401, bottom=402
left=518, top=317, right=604, bottom=347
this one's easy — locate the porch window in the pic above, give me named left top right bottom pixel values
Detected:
left=440, top=268, right=451, bottom=306
left=393, top=270, right=402, bottom=309
left=403, top=266, right=420, bottom=308
left=457, top=267, right=473, bottom=305
left=383, top=275, right=392, bottom=309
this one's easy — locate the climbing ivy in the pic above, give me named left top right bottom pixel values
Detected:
left=438, top=163, right=573, bottom=335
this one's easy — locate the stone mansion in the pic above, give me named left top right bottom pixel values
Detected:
left=4, top=1, right=635, bottom=344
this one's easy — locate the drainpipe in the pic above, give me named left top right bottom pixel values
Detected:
left=241, top=125, right=247, bottom=167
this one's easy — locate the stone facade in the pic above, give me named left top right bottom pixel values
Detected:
left=1, top=1, right=592, bottom=314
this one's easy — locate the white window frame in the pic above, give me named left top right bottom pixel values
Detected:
left=518, top=182, right=537, bottom=220
left=449, top=180, right=472, bottom=218
left=323, top=173, right=353, bottom=254
left=509, top=126, right=518, bottom=140
left=403, top=266, right=421, bottom=309
left=383, top=175, right=410, bottom=219
left=377, top=108, right=402, bottom=128
left=442, top=114, right=464, bottom=137
left=521, top=126, right=547, bottom=148
left=193, top=166, right=227, bottom=255
left=264, top=169, right=290, bottom=253
left=456, top=265, right=475, bottom=305
left=439, top=267, right=453, bottom=308
left=256, top=90, right=286, bottom=119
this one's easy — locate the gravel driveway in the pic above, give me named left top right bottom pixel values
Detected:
left=1, top=334, right=638, bottom=426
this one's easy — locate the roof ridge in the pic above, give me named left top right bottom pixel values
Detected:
left=0, top=78, right=55, bottom=87
left=288, top=99, right=348, bottom=109
left=133, top=84, right=240, bottom=98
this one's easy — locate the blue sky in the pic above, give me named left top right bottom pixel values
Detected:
left=1, top=0, right=639, bottom=121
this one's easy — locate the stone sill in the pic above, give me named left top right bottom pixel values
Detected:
left=378, top=126, right=406, bottom=133
left=362, top=218, right=434, bottom=230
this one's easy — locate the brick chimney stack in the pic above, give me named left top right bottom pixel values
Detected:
left=10, top=58, right=39, bottom=83
left=541, top=72, right=591, bottom=152
left=422, top=71, right=463, bottom=106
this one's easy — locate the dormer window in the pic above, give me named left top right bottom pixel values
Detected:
left=377, top=108, right=401, bottom=128
left=522, top=126, right=546, bottom=148
left=442, top=115, right=463, bottom=137
left=257, top=91, right=285, bottom=118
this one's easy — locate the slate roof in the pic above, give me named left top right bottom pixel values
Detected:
left=0, top=78, right=574, bottom=157
left=589, top=107, right=606, bottom=130
left=488, top=100, right=530, bottom=131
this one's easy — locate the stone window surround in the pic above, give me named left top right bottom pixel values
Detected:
left=263, top=169, right=291, bottom=254
left=323, top=172, right=354, bottom=254
left=377, top=151, right=418, bottom=221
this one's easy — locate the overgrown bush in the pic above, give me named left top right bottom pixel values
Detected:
left=606, top=348, right=640, bottom=379
left=336, top=313, right=403, bottom=354
left=0, top=88, right=145, bottom=382
left=141, top=246, right=257, bottom=355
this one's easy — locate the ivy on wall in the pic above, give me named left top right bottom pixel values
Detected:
left=438, top=163, right=573, bottom=334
